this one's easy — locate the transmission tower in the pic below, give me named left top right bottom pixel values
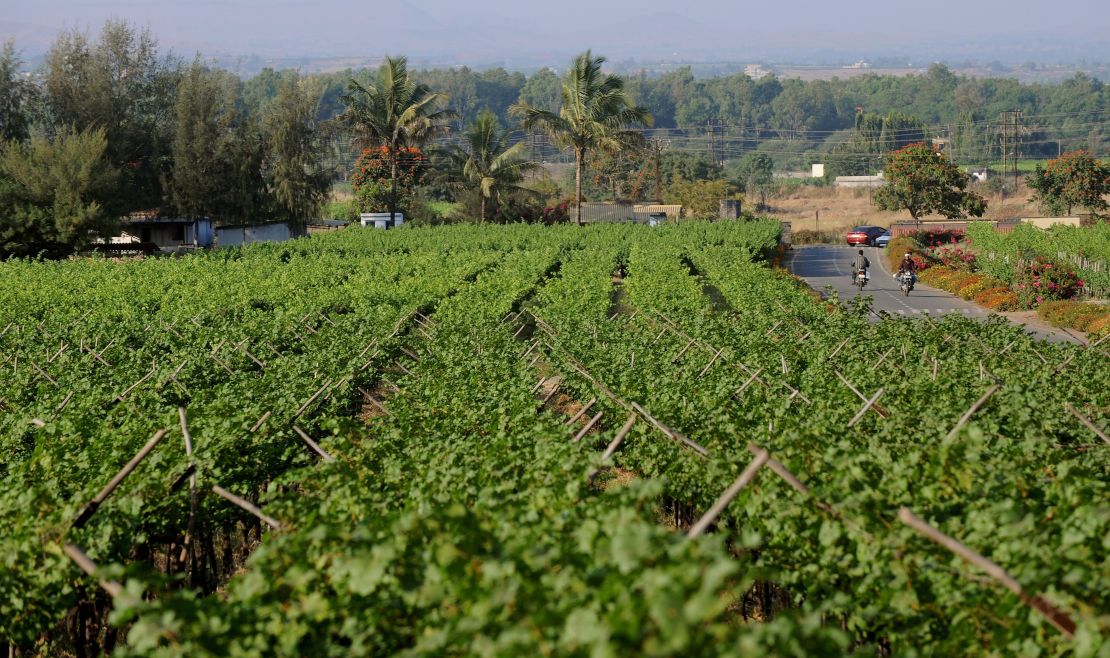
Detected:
left=997, top=110, right=1024, bottom=186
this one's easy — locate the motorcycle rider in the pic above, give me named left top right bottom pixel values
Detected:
left=897, top=252, right=917, bottom=287
left=851, top=249, right=870, bottom=283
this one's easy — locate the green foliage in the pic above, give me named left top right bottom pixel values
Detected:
left=41, top=20, right=179, bottom=216
left=730, top=152, right=775, bottom=207
left=0, top=41, right=34, bottom=142
left=518, top=67, right=561, bottom=113
left=261, top=77, right=332, bottom=224
left=441, top=109, right=538, bottom=221
left=874, top=143, right=987, bottom=220
left=663, top=178, right=738, bottom=217
left=660, top=151, right=722, bottom=186
left=0, top=127, right=120, bottom=257
left=0, top=222, right=1108, bottom=656
left=1026, top=151, right=1110, bottom=216
left=169, top=59, right=267, bottom=223
left=966, top=221, right=1110, bottom=296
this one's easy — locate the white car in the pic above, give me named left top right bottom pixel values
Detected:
left=875, top=231, right=892, bottom=248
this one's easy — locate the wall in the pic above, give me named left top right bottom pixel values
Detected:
left=217, top=222, right=295, bottom=247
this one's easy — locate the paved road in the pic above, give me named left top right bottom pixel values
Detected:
left=787, top=245, right=989, bottom=319
left=785, top=245, right=1080, bottom=343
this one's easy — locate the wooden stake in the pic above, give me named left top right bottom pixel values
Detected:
left=291, top=425, right=336, bottom=462
left=73, top=429, right=169, bottom=528
left=30, top=362, right=57, bottom=386
left=673, top=339, right=695, bottom=362
left=211, top=485, right=282, bottom=530
left=945, top=384, right=1001, bottom=440
left=601, top=415, right=637, bottom=461
left=733, top=367, right=765, bottom=397
left=835, top=371, right=891, bottom=418
left=848, top=388, right=885, bottom=428
left=249, top=411, right=272, bottom=433
left=746, top=443, right=809, bottom=496
left=293, top=379, right=333, bottom=418
left=687, top=449, right=769, bottom=538
left=539, top=378, right=562, bottom=406
left=630, top=401, right=709, bottom=458
left=898, top=507, right=1075, bottom=637
left=827, top=337, right=850, bottom=361
left=573, top=411, right=605, bottom=442
left=1065, top=403, right=1109, bottom=446
left=63, top=543, right=123, bottom=598
left=871, top=347, right=894, bottom=371
left=698, top=349, right=724, bottom=378
left=530, top=377, right=547, bottom=394
left=51, top=391, right=74, bottom=419
left=565, top=398, right=597, bottom=426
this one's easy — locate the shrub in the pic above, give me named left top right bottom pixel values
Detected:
left=1037, top=300, right=1110, bottom=331
left=1013, top=256, right=1083, bottom=308
left=911, top=227, right=965, bottom=246
left=933, top=245, right=977, bottom=271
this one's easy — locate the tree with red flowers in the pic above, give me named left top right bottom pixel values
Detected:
left=1026, top=150, right=1110, bottom=216
left=350, top=146, right=427, bottom=216
left=873, top=142, right=987, bottom=221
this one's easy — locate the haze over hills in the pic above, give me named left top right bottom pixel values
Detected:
left=4, top=0, right=1110, bottom=75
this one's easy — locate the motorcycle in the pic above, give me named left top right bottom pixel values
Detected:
left=854, top=269, right=868, bottom=290
left=898, top=271, right=915, bottom=296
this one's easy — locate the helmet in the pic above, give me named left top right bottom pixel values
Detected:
left=905, top=252, right=911, bottom=258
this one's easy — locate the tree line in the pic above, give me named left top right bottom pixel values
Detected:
left=3, top=20, right=1110, bottom=256
left=0, top=22, right=330, bottom=257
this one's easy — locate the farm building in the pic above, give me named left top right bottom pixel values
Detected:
left=95, top=217, right=215, bottom=253
left=216, top=221, right=306, bottom=247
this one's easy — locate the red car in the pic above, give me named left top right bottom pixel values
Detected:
left=846, top=225, right=886, bottom=246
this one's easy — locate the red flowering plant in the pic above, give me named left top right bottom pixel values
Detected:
left=351, top=146, right=428, bottom=215
left=1013, top=255, right=1084, bottom=308
left=541, top=201, right=570, bottom=225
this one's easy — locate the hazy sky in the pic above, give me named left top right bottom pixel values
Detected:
left=5, top=0, right=1110, bottom=65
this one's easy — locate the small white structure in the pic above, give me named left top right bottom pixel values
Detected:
left=811, top=163, right=825, bottom=178
left=360, top=212, right=404, bottom=229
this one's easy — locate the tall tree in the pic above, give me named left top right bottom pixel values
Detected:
left=443, top=110, right=537, bottom=222
left=170, top=59, right=266, bottom=223
left=338, top=56, right=454, bottom=224
left=1026, top=150, right=1110, bottom=216
left=732, top=152, right=774, bottom=209
left=0, top=127, right=120, bottom=257
left=0, top=41, right=34, bottom=142
left=42, top=20, right=179, bottom=216
left=263, top=77, right=331, bottom=224
left=873, top=142, right=986, bottom=221
left=512, top=50, right=651, bottom=225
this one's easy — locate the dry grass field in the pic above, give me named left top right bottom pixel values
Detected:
left=767, top=182, right=1043, bottom=232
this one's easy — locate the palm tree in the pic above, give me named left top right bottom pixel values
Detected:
left=512, top=51, right=651, bottom=225
left=443, top=110, right=540, bottom=222
left=338, top=55, right=454, bottom=224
